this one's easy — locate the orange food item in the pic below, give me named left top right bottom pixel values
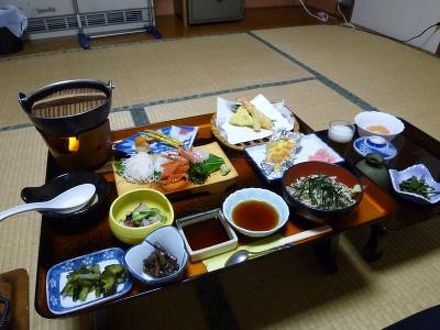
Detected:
left=366, top=125, right=390, bottom=134
left=159, top=174, right=190, bottom=192
left=161, top=157, right=189, bottom=179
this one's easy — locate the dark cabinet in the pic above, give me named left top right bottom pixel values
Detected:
left=176, top=0, right=243, bottom=25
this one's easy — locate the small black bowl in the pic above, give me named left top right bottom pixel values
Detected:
left=21, top=171, right=110, bottom=232
left=282, top=161, right=363, bottom=220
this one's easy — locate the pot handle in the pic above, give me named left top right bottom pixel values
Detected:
left=17, top=92, right=28, bottom=109
left=106, top=81, right=114, bottom=91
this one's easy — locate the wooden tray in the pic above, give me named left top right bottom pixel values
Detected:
left=211, top=113, right=300, bottom=151
left=112, top=141, right=239, bottom=196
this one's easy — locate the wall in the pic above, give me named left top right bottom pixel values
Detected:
left=351, top=0, right=440, bottom=54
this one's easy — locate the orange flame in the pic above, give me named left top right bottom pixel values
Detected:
left=67, top=137, right=80, bottom=152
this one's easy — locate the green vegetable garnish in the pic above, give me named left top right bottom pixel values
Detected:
left=202, top=154, right=225, bottom=174
left=399, top=176, right=439, bottom=199
left=188, top=154, right=226, bottom=184
left=114, top=160, right=124, bottom=176
left=287, top=174, right=356, bottom=210
left=131, top=208, right=165, bottom=225
left=188, top=163, right=209, bottom=184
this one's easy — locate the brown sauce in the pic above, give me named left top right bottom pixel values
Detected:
left=232, top=200, right=279, bottom=231
left=182, top=216, right=230, bottom=251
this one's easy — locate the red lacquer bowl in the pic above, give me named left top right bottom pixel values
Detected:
left=281, top=161, right=363, bottom=219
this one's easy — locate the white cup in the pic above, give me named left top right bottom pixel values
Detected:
left=328, top=120, right=355, bottom=143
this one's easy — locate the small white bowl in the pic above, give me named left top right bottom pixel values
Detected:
left=222, top=188, right=289, bottom=238
left=124, top=226, right=188, bottom=286
left=389, top=164, right=440, bottom=205
left=354, top=111, right=405, bottom=141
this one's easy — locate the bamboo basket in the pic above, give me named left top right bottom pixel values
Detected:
left=211, top=111, right=300, bottom=151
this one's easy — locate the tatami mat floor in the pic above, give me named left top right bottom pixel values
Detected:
left=0, top=25, right=439, bottom=329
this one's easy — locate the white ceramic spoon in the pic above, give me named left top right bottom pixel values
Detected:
left=0, top=184, right=96, bottom=222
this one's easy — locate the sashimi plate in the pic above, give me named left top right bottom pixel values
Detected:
left=112, top=142, right=239, bottom=196
left=245, top=133, right=344, bottom=181
left=46, top=248, right=132, bottom=315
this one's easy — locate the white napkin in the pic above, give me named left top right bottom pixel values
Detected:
left=216, top=94, right=294, bottom=145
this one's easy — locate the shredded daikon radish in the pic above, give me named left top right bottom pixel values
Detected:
left=121, top=152, right=164, bottom=183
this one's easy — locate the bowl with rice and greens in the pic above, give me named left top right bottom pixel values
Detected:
left=282, top=161, right=363, bottom=219
left=109, top=189, right=174, bottom=244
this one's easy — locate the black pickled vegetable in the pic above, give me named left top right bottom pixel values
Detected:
left=399, top=176, right=439, bottom=199
left=143, top=243, right=179, bottom=278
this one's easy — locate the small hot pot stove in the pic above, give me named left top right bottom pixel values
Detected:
left=18, top=79, right=114, bottom=170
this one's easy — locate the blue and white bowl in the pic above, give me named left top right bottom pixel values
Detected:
left=222, top=188, right=289, bottom=238
left=124, top=226, right=188, bottom=286
left=353, top=135, right=398, bottom=160
left=389, top=164, right=440, bottom=205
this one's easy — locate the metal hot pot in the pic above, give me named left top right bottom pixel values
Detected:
left=18, top=79, right=114, bottom=170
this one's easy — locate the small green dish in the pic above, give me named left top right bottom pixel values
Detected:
left=109, top=189, right=174, bottom=245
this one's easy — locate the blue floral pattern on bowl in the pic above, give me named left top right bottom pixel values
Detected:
left=46, top=247, right=132, bottom=315
left=353, top=135, right=397, bottom=160
left=113, top=125, right=198, bottom=156
left=389, top=164, right=440, bottom=205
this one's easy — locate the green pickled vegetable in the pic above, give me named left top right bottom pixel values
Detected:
left=60, top=263, right=127, bottom=302
left=399, top=176, right=439, bottom=199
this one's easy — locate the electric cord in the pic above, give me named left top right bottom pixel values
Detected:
left=298, top=0, right=329, bottom=23
left=337, top=2, right=356, bottom=29
left=401, top=21, right=440, bottom=43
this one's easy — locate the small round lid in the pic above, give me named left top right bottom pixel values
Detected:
left=353, top=136, right=397, bottom=160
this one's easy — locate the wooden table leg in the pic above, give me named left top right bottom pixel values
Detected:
left=362, top=222, right=391, bottom=261
left=91, top=308, right=110, bottom=330
left=195, top=276, right=239, bottom=329
left=312, top=235, right=339, bottom=273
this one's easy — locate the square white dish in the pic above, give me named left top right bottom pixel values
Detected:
left=245, top=133, right=344, bottom=181
left=176, top=209, right=238, bottom=262
left=46, top=247, right=132, bottom=315
left=389, top=164, right=440, bottom=205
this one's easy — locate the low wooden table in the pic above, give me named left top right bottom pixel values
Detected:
left=320, top=119, right=440, bottom=260
left=35, top=113, right=396, bottom=318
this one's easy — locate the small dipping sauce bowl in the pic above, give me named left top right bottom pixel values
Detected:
left=328, top=120, right=355, bottom=143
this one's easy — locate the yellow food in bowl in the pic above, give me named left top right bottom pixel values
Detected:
left=365, top=125, right=390, bottom=135
left=109, top=188, right=174, bottom=245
